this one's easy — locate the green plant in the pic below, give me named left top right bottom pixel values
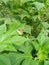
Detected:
left=0, top=0, right=49, bottom=65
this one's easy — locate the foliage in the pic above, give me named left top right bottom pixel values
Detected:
left=0, top=0, right=49, bottom=65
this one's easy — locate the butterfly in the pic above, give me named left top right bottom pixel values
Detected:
left=17, top=29, right=24, bottom=35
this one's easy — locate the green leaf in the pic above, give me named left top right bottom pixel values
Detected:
left=44, top=61, right=49, bottom=65
left=0, top=22, right=28, bottom=52
left=0, top=54, right=11, bottom=65
left=3, top=36, right=28, bottom=45
left=41, top=22, right=49, bottom=29
left=32, top=40, right=39, bottom=50
left=0, top=24, right=6, bottom=36
left=9, top=42, right=34, bottom=65
left=38, top=60, right=44, bottom=65
left=37, top=29, right=48, bottom=45
left=21, top=0, right=34, bottom=3
left=22, top=59, right=38, bottom=65
left=33, top=2, right=45, bottom=10
left=24, top=25, right=31, bottom=34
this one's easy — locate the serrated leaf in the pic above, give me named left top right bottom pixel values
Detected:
left=9, top=42, right=34, bottom=65
left=0, top=22, right=28, bottom=52
left=3, top=36, right=28, bottom=45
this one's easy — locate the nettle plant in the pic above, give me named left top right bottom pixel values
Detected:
left=0, top=0, right=49, bottom=65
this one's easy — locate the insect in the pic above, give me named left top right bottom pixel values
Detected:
left=17, top=29, right=24, bottom=35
